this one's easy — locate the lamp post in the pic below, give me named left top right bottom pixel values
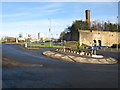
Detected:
left=48, top=18, right=52, bottom=47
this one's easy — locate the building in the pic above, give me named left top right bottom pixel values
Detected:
left=79, top=30, right=120, bottom=46
left=38, top=32, right=46, bottom=40
left=25, top=33, right=38, bottom=42
left=60, top=10, right=91, bottom=41
left=61, top=10, right=119, bottom=46
left=78, top=10, right=120, bottom=46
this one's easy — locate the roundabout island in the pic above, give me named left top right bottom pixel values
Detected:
left=43, top=48, right=118, bottom=64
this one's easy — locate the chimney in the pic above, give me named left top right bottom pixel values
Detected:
left=85, top=10, right=90, bottom=30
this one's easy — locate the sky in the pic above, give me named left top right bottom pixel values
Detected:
left=0, top=1, right=119, bottom=38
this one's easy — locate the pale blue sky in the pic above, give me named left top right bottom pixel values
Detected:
left=1, top=2, right=118, bottom=38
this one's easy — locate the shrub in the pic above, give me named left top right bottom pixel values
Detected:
left=111, top=44, right=120, bottom=48
left=81, top=43, right=88, bottom=47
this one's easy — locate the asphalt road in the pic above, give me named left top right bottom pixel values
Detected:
left=2, top=44, right=119, bottom=88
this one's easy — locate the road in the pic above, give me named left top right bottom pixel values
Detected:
left=2, top=44, right=119, bottom=88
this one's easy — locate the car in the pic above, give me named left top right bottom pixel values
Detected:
left=84, top=46, right=92, bottom=49
left=84, top=46, right=110, bottom=50
left=96, top=46, right=110, bottom=49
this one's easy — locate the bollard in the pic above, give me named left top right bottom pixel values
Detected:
left=77, top=52, right=79, bottom=54
left=73, top=51, right=75, bottom=54
left=59, top=49, right=61, bottom=51
left=68, top=50, right=70, bottom=53
left=25, top=43, right=27, bottom=48
left=63, top=48, right=65, bottom=52
left=80, top=52, right=84, bottom=55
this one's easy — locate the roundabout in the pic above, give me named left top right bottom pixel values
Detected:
left=43, top=49, right=118, bottom=64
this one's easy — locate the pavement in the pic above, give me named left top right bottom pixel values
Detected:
left=2, top=44, right=119, bottom=88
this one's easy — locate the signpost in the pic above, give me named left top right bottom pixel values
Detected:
left=92, top=43, right=97, bottom=55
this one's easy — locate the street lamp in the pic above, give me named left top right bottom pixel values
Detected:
left=48, top=18, right=52, bottom=47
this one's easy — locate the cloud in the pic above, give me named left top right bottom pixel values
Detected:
left=0, top=13, right=28, bottom=17
left=35, top=4, right=62, bottom=10
left=2, top=19, right=73, bottom=29
left=3, top=4, right=63, bottom=18
left=32, top=3, right=62, bottom=15
left=46, top=9, right=61, bottom=13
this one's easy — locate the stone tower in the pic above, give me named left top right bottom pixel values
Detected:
left=85, top=10, right=90, bottom=29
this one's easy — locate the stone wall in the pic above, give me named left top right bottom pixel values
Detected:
left=79, top=30, right=120, bottom=46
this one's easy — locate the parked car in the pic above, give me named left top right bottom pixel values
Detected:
left=84, top=46, right=110, bottom=50
left=97, top=46, right=110, bottom=49
left=84, top=46, right=92, bottom=49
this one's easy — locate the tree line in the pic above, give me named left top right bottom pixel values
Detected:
left=91, top=20, right=120, bottom=32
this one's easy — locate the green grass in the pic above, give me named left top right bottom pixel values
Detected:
left=2, top=41, right=87, bottom=49
left=28, top=42, right=53, bottom=47
left=28, top=42, right=69, bottom=48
